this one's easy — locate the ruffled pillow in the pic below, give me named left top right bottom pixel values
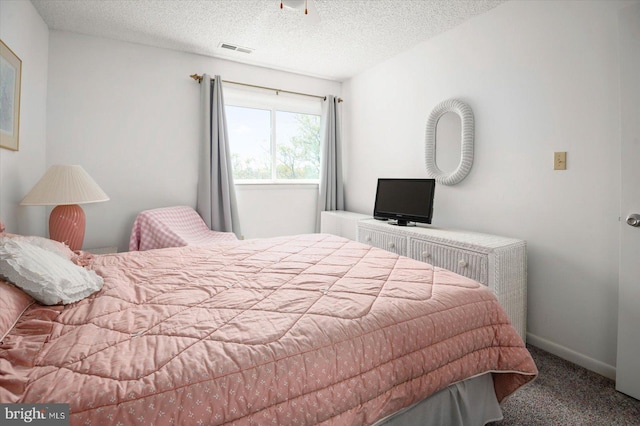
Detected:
left=6, top=235, right=76, bottom=260
left=0, top=238, right=103, bottom=305
left=0, top=233, right=96, bottom=265
left=0, top=221, right=74, bottom=260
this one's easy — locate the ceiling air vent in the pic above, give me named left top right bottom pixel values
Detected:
left=219, top=42, right=254, bottom=54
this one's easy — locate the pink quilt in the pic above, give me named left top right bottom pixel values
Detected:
left=0, top=234, right=536, bottom=425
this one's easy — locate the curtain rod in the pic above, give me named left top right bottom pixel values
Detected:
left=190, top=74, right=343, bottom=103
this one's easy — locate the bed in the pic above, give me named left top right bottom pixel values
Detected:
left=0, top=232, right=537, bottom=425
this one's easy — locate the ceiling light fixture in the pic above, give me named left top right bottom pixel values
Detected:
left=280, top=0, right=309, bottom=15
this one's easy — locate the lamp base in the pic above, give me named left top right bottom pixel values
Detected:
left=49, top=204, right=85, bottom=251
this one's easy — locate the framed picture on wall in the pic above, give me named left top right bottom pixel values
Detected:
left=0, top=39, right=22, bottom=151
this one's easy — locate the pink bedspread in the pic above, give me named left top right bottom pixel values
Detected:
left=0, top=234, right=536, bottom=425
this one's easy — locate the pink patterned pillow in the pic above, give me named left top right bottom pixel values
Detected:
left=0, top=280, right=34, bottom=341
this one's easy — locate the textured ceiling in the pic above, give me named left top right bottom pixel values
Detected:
left=31, top=0, right=507, bottom=81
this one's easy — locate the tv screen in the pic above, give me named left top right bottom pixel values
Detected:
left=373, top=178, right=436, bottom=226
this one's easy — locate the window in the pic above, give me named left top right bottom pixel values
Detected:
left=225, top=87, right=322, bottom=183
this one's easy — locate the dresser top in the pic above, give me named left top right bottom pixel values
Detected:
left=321, top=210, right=371, bottom=219
left=358, top=219, right=524, bottom=250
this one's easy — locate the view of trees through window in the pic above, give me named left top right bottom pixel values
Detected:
left=226, top=105, right=321, bottom=181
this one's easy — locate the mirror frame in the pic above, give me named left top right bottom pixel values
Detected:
left=425, top=99, right=474, bottom=185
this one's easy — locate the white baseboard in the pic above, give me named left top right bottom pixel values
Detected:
left=526, top=333, right=616, bottom=380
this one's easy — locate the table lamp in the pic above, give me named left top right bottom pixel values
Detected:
left=20, top=165, right=109, bottom=250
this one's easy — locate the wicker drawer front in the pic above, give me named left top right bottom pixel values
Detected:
left=409, top=239, right=488, bottom=285
left=358, top=228, right=407, bottom=256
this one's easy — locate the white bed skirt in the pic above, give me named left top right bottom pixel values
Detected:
left=373, top=373, right=503, bottom=426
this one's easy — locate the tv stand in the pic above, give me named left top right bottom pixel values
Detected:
left=391, top=220, right=414, bottom=226
left=356, top=219, right=527, bottom=341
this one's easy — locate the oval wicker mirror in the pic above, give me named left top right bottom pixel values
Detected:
left=425, top=99, right=474, bottom=185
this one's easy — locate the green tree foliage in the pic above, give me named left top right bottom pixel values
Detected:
left=276, top=114, right=321, bottom=179
left=231, top=152, right=271, bottom=179
left=231, top=112, right=321, bottom=180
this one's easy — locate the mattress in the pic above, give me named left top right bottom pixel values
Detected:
left=0, top=233, right=536, bottom=425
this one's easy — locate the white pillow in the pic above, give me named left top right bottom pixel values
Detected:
left=5, top=235, right=75, bottom=259
left=0, top=238, right=103, bottom=305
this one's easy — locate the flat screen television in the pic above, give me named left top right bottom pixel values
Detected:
left=373, top=178, right=436, bottom=226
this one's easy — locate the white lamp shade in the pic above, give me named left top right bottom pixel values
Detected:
left=20, top=165, right=109, bottom=206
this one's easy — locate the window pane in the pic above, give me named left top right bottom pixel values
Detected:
left=276, top=111, right=321, bottom=179
left=226, top=106, right=271, bottom=179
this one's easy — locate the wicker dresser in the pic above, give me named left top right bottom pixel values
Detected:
left=320, top=210, right=371, bottom=240
left=356, top=219, right=527, bottom=341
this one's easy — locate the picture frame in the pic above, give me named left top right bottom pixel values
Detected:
left=0, top=39, right=22, bottom=151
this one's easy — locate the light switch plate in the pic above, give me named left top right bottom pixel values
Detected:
left=554, top=152, right=567, bottom=170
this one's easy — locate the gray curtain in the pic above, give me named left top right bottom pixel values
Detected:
left=316, top=95, right=344, bottom=231
left=196, top=74, right=241, bottom=237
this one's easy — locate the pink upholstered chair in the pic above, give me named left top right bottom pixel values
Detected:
left=129, top=206, right=237, bottom=251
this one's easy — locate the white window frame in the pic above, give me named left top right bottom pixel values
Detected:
left=224, top=85, right=322, bottom=185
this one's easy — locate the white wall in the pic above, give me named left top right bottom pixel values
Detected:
left=46, top=31, right=340, bottom=251
left=343, top=0, right=634, bottom=376
left=236, top=184, right=318, bottom=239
left=0, top=0, right=48, bottom=235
